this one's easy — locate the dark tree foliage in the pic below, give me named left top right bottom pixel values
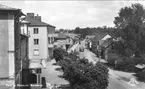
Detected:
left=74, top=26, right=114, bottom=39
left=113, top=3, right=145, bottom=59
left=53, top=48, right=68, bottom=62
left=59, top=55, right=109, bottom=89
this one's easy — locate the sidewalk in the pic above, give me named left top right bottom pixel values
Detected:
left=41, top=60, right=68, bottom=85
left=0, top=79, right=14, bottom=89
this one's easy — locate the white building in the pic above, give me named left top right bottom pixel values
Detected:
left=0, top=5, right=24, bottom=79
left=25, top=13, right=55, bottom=61
left=25, top=13, right=55, bottom=85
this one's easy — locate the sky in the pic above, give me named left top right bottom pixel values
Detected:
left=0, top=0, right=145, bottom=29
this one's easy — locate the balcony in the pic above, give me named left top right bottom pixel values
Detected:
left=48, top=33, right=58, bottom=37
left=21, top=30, right=30, bottom=37
left=48, top=44, right=54, bottom=48
left=20, top=20, right=30, bottom=37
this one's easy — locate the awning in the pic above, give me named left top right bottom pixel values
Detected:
left=29, top=59, right=46, bottom=69
left=135, top=64, right=145, bottom=69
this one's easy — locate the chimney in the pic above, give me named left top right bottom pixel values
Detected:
left=35, top=14, right=41, bottom=21
left=27, top=13, right=34, bottom=18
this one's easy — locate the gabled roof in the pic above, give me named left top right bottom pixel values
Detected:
left=92, top=32, right=108, bottom=42
left=25, top=16, right=55, bottom=27
left=55, top=33, right=68, bottom=39
left=0, top=4, right=19, bottom=10
left=101, top=34, right=111, bottom=40
left=107, top=31, right=118, bottom=39
left=101, top=38, right=113, bottom=48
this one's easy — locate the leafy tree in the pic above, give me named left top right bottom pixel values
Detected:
left=59, top=54, right=109, bottom=89
left=53, top=48, right=68, bottom=62
left=73, top=26, right=113, bottom=39
left=113, top=3, right=145, bottom=59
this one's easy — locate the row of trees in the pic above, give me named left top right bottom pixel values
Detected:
left=56, top=26, right=115, bottom=39
left=53, top=48, right=109, bottom=89
left=74, top=26, right=114, bottom=38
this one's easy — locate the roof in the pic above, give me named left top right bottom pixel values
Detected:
left=107, top=31, right=118, bottom=39
left=135, top=64, right=145, bottom=69
left=101, top=38, right=113, bottom=48
left=86, top=35, right=95, bottom=39
left=25, top=16, right=55, bottom=27
left=55, top=33, right=68, bottom=39
left=92, top=32, right=108, bottom=42
left=101, top=34, right=111, bottom=40
left=0, top=4, right=19, bottom=10
left=21, top=20, right=30, bottom=24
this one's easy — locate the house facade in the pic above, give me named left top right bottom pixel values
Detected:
left=91, top=31, right=117, bottom=61
left=25, top=13, right=55, bottom=85
left=26, top=13, right=55, bottom=61
left=54, top=33, right=73, bottom=51
left=0, top=5, right=16, bottom=79
left=0, top=4, right=30, bottom=89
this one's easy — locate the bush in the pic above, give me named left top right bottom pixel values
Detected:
left=123, top=57, right=135, bottom=65
left=132, top=57, right=143, bottom=65
left=59, top=56, right=109, bottom=89
left=134, top=71, right=145, bottom=82
left=115, top=57, right=136, bottom=72
left=107, top=53, right=120, bottom=65
left=115, top=59, right=126, bottom=69
left=53, top=48, right=68, bottom=62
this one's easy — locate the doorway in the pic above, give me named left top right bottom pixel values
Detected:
left=28, top=73, right=37, bottom=84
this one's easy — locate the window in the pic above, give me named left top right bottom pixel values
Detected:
left=48, top=37, right=50, bottom=44
left=34, top=49, right=39, bottom=56
left=51, top=37, right=53, bottom=43
left=34, top=28, right=39, bottom=34
left=34, top=39, right=39, bottom=45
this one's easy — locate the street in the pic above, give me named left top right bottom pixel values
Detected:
left=71, top=41, right=145, bottom=89
left=41, top=60, right=68, bottom=85
left=37, top=40, right=145, bottom=89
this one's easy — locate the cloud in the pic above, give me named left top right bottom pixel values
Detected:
left=0, top=1, right=145, bottom=29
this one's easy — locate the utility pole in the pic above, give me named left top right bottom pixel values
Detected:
left=97, top=43, right=101, bottom=63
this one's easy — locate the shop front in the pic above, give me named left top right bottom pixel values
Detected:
left=28, top=59, right=46, bottom=89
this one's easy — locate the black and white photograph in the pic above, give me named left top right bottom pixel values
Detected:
left=0, top=0, right=145, bottom=89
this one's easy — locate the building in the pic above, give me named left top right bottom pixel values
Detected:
left=91, top=31, right=118, bottom=61
left=0, top=4, right=29, bottom=89
left=25, top=13, right=55, bottom=85
left=19, top=19, right=31, bottom=88
left=54, top=33, right=73, bottom=51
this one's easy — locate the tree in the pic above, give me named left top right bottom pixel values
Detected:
left=59, top=56, right=109, bottom=89
left=113, top=3, right=145, bottom=59
left=53, top=48, right=68, bottom=62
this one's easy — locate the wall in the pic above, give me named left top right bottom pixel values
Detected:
left=8, top=13, right=15, bottom=78
left=0, top=12, right=9, bottom=78
left=0, top=12, right=15, bottom=78
left=47, top=26, right=55, bottom=60
left=48, top=26, right=55, bottom=34
left=28, top=26, right=48, bottom=60
left=20, top=36, right=29, bottom=69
